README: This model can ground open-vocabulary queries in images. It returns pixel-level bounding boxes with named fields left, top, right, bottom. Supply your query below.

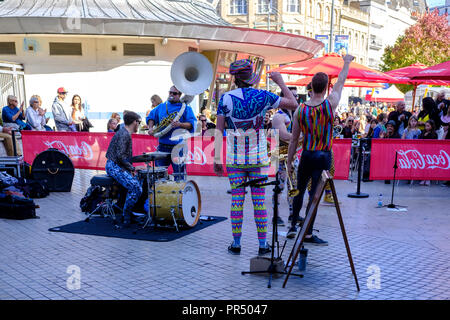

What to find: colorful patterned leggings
left=227, top=165, right=269, bottom=245
left=105, top=160, right=142, bottom=222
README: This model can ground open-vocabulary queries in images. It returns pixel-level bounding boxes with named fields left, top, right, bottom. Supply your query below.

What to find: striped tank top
left=297, top=99, right=333, bottom=151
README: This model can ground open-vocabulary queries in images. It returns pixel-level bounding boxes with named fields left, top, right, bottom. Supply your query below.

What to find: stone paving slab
left=0, top=169, right=449, bottom=300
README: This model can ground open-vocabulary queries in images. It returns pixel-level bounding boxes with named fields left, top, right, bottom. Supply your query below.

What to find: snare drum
left=138, top=167, right=168, bottom=182
left=150, top=180, right=201, bottom=228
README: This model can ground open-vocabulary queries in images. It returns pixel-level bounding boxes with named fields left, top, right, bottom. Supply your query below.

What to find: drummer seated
left=105, top=111, right=143, bottom=227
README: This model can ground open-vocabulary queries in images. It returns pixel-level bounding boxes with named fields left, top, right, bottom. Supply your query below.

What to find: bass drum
left=150, top=180, right=201, bottom=228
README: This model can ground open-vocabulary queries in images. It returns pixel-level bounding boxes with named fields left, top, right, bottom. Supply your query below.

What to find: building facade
left=358, top=0, right=427, bottom=69
left=218, top=0, right=427, bottom=70
left=218, top=0, right=370, bottom=65
left=430, top=0, right=450, bottom=23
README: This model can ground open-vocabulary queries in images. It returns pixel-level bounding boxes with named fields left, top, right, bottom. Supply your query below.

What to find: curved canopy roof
left=0, top=0, right=323, bottom=64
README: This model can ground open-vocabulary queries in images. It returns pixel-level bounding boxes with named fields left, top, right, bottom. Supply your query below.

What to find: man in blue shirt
left=147, top=86, right=197, bottom=181
left=2, top=95, right=31, bottom=131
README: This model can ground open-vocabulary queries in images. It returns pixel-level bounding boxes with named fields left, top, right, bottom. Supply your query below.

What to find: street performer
left=105, top=111, right=143, bottom=228
left=270, top=88, right=301, bottom=227
left=286, top=54, right=354, bottom=244
left=147, top=85, right=197, bottom=181
left=214, top=59, right=298, bottom=256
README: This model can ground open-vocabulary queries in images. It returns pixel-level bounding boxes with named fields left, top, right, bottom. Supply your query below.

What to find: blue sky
left=426, top=0, right=445, bottom=7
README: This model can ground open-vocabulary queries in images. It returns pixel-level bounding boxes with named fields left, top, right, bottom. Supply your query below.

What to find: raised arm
left=272, top=113, right=292, bottom=143
left=328, top=54, right=354, bottom=112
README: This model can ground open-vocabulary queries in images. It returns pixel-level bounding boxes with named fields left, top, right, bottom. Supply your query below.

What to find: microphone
left=236, top=177, right=268, bottom=189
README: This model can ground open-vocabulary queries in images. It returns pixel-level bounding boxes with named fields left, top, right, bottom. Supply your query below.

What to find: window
left=348, top=31, right=352, bottom=50
left=49, top=42, right=82, bottom=55
left=257, top=0, right=273, bottom=14
left=308, top=0, right=313, bottom=17
left=316, top=3, right=322, bottom=19
left=229, top=0, right=247, bottom=15
left=286, top=0, right=299, bottom=13
left=0, top=42, right=16, bottom=55
left=123, top=43, right=155, bottom=56
left=325, top=6, right=330, bottom=22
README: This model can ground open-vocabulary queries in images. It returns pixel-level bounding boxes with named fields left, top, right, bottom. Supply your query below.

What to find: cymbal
left=131, top=152, right=171, bottom=163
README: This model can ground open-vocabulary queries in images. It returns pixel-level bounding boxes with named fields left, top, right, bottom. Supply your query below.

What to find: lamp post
left=329, top=0, right=335, bottom=53
left=266, top=0, right=272, bottom=90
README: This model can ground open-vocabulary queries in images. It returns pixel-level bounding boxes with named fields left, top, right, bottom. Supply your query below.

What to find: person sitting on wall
left=2, top=95, right=32, bottom=131
left=0, top=124, right=14, bottom=156
left=26, top=97, right=50, bottom=131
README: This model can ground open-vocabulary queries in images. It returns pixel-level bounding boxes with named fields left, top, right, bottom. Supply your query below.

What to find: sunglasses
left=169, top=91, right=181, bottom=96
left=201, top=119, right=207, bottom=122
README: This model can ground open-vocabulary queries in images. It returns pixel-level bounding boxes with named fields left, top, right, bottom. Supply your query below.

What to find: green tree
left=381, top=9, right=450, bottom=93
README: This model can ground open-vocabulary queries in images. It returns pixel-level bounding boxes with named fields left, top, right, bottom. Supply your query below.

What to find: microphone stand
left=348, top=138, right=369, bottom=198
left=383, top=151, right=407, bottom=210
left=240, top=172, right=303, bottom=288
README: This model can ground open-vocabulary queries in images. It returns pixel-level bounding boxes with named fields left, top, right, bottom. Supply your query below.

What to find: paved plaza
left=0, top=169, right=449, bottom=300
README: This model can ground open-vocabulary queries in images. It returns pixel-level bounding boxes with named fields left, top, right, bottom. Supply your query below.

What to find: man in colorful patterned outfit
left=286, top=54, right=354, bottom=244
left=213, top=59, right=298, bottom=256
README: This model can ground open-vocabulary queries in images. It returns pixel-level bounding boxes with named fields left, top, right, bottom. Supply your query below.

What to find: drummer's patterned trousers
left=106, top=160, right=142, bottom=222
left=227, top=165, right=269, bottom=247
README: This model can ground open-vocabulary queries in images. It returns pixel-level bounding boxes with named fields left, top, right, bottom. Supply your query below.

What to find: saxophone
left=152, top=111, right=179, bottom=135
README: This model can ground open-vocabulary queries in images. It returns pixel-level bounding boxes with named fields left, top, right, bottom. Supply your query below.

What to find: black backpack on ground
left=0, top=194, right=39, bottom=220
left=14, top=178, right=50, bottom=199
left=80, top=185, right=103, bottom=213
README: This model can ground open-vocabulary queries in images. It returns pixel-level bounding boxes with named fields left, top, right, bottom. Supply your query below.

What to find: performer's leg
left=227, top=166, right=247, bottom=247
left=304, top=151, right=332, bottom=236
left=288, top=158, right=299, bottom=222
left=323, top=151, right=335, bottom=203
left=106, top=160, right=142, bottom=224
left=156, top=144, right=171, bottom=168
left=248, top=166, right=269, bottom=248
left=290, top=153, right=313, bottom=230
left=171, top=143, right=187, bottom=182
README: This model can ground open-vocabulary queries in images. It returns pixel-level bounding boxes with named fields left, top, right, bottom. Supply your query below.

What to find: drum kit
left=131, top=151, right=201, bottom=232
left=127, top=51, right=211, bottom=232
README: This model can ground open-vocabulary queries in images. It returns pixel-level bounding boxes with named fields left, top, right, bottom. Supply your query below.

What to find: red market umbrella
left=411, top=60, right=450, bottom=81
left=286, top=76, right=384, bottom=88
left=385, top=62, right=450, bottom=108
left=269, top=52, right=397, bottom=83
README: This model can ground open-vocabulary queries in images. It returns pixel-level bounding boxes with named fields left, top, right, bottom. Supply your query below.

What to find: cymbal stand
left=142, top=159, right=157, bottom=229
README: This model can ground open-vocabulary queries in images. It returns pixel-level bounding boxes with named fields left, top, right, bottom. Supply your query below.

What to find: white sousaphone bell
left=152, top=52, right=214, bottom=138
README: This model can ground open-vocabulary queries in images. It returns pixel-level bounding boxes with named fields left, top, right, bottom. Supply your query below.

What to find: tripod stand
left=240, top=172, right=303, bottom=288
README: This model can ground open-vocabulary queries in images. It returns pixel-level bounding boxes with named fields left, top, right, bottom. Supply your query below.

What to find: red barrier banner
left=369, top=139, right=450, bottom=180
left=20, top=131, right=351, bottom=179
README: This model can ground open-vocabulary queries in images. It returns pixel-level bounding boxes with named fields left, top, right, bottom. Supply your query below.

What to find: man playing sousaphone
left=147, top=85, right=197, bottom=181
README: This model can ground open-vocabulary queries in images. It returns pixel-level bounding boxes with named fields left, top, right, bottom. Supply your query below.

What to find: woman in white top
left=440, top=107, right=450, bottom=140
left=26, top=97, right=47, bottom=131
left=71, top=94, right=85, bottom=131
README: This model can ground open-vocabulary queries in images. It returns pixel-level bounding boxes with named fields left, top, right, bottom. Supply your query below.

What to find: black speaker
left=31, top=148, right=75, bottom=192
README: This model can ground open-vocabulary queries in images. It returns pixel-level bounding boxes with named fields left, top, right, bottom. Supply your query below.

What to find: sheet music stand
left=283, top=171, right=360, bottom=291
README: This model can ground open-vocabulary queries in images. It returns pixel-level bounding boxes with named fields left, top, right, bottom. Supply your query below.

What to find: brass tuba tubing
left=286, top=167, right=300, bottom=197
